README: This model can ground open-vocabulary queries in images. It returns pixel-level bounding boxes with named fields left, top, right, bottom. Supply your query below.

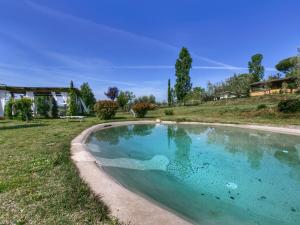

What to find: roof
left=0, top=85, right=79, bottom=94
left=250, top=77, right=296, bottom=87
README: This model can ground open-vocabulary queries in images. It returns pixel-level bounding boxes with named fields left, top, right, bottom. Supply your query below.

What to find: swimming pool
left=86, top=123, right=300, bottom=225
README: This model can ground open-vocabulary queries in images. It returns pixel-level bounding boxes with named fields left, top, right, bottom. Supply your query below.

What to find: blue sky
left=0, top=0, right=299, bottom=100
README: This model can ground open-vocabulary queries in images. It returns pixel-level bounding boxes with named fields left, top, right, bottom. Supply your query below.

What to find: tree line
left=167, top=47, right=300, bottom=105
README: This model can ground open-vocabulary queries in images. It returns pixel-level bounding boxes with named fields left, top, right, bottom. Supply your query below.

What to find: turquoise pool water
left=86, top=124, right=300, bottom=225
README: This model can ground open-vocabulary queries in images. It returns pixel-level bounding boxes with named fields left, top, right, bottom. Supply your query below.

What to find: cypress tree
left=175, top=47, right=192, bottom=102
left=167, top=79, right=172, bottom=106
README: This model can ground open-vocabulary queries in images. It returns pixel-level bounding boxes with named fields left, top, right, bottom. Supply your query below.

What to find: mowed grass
left=148, top=94, right=300, bottom=125
left=1, top=94, right=300, bottom=225
left=0, top=117, right=131, bottom=225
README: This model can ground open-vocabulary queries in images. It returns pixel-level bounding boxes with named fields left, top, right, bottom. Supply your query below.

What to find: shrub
left=257, top=104, right=267, bottom=110
left=164, top=109, right=174, bottom=115
left=278, top=99, right=300, bottom=113
left=14, top=98, right=33, bottom=122
left=132, top=102, right=152, bottom=118
left=94, top=100, right=118, bottom=119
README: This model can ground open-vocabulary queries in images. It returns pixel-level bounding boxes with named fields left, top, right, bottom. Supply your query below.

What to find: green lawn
left=0, top=118, right=129, bottom=225
left=1, top=94, right=300, bottom=224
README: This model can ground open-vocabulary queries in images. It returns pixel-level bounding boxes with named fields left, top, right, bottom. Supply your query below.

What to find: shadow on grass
left=0, top=123, right=47, bottom=130
left=113, top=116, right=133, bottom=120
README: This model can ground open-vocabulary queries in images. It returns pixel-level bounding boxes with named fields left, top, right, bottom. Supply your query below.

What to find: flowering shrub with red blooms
left=132, top=102, right=153, bottom=118
left=94, top=100, right=118, bottom=119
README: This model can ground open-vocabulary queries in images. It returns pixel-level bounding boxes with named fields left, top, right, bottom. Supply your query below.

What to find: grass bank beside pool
left=147, top=95, right=300, bottom=125
left=0, top=118, right=127, bottom=225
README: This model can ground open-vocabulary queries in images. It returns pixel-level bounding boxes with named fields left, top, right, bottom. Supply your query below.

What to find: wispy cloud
left=25, top=0, right=244, bottom=70
left=0, top=1, right=277, bottom=101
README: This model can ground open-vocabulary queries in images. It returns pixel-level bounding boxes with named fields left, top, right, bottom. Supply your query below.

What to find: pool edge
left=70, top=120, right=300, bottom=225
left=71, top=120, right=191, bottom=225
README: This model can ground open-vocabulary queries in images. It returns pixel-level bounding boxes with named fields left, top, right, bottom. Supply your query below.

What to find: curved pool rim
left=71, top=120, right=300, bottom=225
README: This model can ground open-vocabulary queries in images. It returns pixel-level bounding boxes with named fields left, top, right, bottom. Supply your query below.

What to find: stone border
left=71, top=120, right=300, bottom=225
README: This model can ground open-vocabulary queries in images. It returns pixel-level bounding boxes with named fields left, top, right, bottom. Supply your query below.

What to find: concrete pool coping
left=71, top=120, right=300, bottom=225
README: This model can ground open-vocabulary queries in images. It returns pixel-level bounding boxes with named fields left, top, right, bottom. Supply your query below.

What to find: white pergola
left=0, top=85, right=89, bottom=119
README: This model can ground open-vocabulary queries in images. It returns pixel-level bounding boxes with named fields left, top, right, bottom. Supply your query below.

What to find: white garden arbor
left=0, top=85, right=89, bottom=119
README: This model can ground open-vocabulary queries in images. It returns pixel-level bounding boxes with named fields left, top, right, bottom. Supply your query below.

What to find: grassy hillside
left=147, top=94, right=300, bottom=125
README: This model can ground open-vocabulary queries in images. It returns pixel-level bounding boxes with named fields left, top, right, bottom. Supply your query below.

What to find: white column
left=51, top=92, right=58, bottom=102
left=61, top=92, right=68, bottom=106
left=79, top=97, right=89, bottom=114
left=0, top=90, right=6, bottom=118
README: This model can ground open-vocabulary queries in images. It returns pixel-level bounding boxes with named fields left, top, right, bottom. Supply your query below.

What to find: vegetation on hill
left=146, top=94, right=300, bottom=125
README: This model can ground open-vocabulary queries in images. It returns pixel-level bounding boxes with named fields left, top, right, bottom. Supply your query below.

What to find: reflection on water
left=93, top=124, right=155, bottom=145
left=87, top=124, right=300, bottom=225
left=92, top=124, right=300, bottom=170
left=167, top=126, right=192, bottom=180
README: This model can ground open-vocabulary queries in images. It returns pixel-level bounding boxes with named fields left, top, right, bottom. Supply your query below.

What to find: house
left=216, top=91, right=238, bottom=100
left=0, top=85, right=89, bottom=119
left=249, top=77, right=297, bottom=97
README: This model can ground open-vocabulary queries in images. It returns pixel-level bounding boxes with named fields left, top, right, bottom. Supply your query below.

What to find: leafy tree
left=226, top=73, right=252, bottom=97
left=268, top=73, right=281, bottom=80
left=175, top=47, right=192, bottom=102
left=67, top=88, right=78, bottom=116
left=204, top=73, right=253, bottom=100
left=117, top=91, right=135, bottom=110
left=134, top=95, right=156, bottom=104
left=15, top=98, right=33, bottom=122
left=36, top=96, right=50, bottom=118
left=205, top=81, right=215, bottom=100
left=276, top=56, right=298, bottom=77
left=248, top=54, right=264, bottom=82
left=105, top=87, right=119, bottom=101
left=184, top=87, right=205, bottom=105
left=80, top=82, right=96, bottom=112
left=51, top=97, right=58, bottom=118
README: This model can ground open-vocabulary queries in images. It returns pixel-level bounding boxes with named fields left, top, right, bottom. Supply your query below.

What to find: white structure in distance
left=0, top=85, right=89, bottom=118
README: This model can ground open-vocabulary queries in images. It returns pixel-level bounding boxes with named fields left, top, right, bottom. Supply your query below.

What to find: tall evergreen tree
left=80, top=82, right=96, bottom=112
left=167, top=79, right=172, bottom=106
left=248, top=54, right=264, bottom=82
left=175, top=47, right=192, bottom=102
left=70, top=80, right=74, bottom=89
